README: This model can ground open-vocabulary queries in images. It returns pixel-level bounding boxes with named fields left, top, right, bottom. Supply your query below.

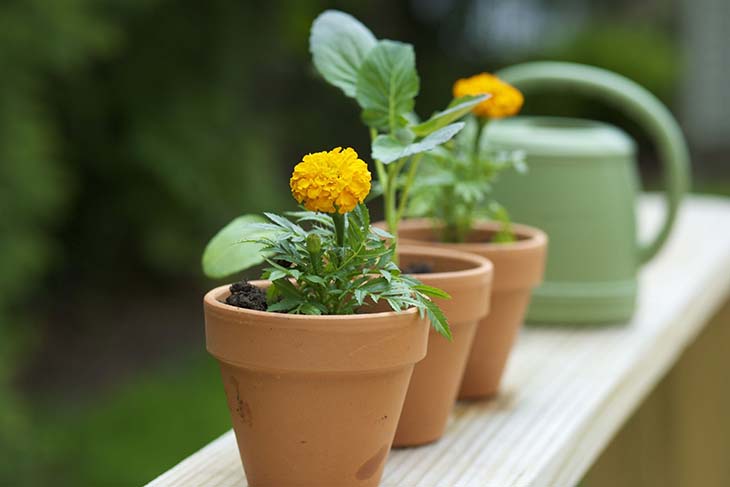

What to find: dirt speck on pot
left=226, top=280, right=267, bottom=311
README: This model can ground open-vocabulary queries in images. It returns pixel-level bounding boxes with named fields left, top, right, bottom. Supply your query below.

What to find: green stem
left=475, top=118, right=489, bottom=160
left=396, top=154, right=423, bottom=223
left=374, top=159, right=388, bottom=193
left=333, top=213, right=346, bottom=248
left=385, top=163, right=399, bottom=237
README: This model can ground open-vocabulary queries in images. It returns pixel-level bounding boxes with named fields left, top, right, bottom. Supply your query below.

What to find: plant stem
left=333, top=213, right=346, bottom=248
left=475, top=117, right=489, bottom=159
left=385, top=163, right=399, bottom=237
left=395, top=153, right=423, bottom=223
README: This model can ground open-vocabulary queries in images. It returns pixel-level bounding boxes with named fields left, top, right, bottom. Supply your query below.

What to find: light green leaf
left=202, top=215, right=275, bottom=279
left=488, top=202, right=516, bottom=243
left=267, top=269, right=287, bottom=281
left=413, top=284, right=451, bottom=300
left=309, top=10, right=377, bottom=98
left=371, top=122, right=465, bottom=164
left=411, top=95, right=488, bottom=136
left=425, top=299, right=452, bottom=340
left=356, top=40, right=419, bottom=131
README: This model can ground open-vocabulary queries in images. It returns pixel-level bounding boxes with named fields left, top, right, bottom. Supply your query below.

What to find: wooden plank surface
left=582, top=299, right=730, bottom=487
left=147, top=195, right=730, bottom=487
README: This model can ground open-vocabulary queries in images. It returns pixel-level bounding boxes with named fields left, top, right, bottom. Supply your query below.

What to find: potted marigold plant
left=401, top=73, right=549, bottom=399
left=309, top=10, right=494, bottom=446
left=201, top=147, right=452, bottom=486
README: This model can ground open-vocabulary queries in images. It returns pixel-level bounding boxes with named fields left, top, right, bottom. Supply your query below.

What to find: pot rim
left=396, top=218, right=548, bottom=254
left=397, top=244, right=493, bottom=281
left=205, top=283, right=429, bottom=372
left=205, top=283, right=421, bottom=322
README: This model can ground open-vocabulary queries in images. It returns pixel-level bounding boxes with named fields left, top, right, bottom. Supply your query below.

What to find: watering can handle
left=497, top=61, right=690, bottom=264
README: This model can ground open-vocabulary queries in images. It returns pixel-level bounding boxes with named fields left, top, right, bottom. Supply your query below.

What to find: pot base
left=392, top=320, right=479, bottom=447
left=392, top=246, right=493, bottom=447
left=221, top=363, right=414, bottom=487
left=458, top=289, right=531, bottom=400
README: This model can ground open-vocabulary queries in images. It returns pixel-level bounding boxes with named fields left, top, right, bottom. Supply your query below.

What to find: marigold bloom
left=453, top=73, right=524, bottom=118
left=290, top=147, right=372, bottom=214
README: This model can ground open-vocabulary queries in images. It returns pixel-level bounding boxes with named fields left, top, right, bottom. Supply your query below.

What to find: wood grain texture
left=146, top=195, right=730, bottom=487
left=582, top=299, right=730, bottom=487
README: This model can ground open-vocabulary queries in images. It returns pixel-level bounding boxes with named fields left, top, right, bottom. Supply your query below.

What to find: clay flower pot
left=396, top=219, right=547, bottom=399
left=392, top=246, right=493, bottom=447
left=204, top=282, right=429, bottom=487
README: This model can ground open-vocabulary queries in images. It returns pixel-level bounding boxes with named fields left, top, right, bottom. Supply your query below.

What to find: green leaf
left=410, top=95, right=488, bottom=136
left=263, top=212, right=305, bottom=236
left=356, top=40, right=419, bottom=131
left=267, top=298, right=301, bottom=313
left=303, top=275, right=327, bottom=286
left=488, top=202, right=516, bottom=243
left=372, top=122, right=465, bottom=164
left=309, top=10, right=377, bottom=98
left=267, top=269, right=288, bottom=281
left=299, top=303, right=323, bottom=315
left=370, top=225, right=393, bottom=240
left=272, top=279, right=303, bottom=299
left=202, top=215, right=274, bottom=279
left=425, top=299, right=452, bottom=340
left=413, top=284, right=451, bottom=300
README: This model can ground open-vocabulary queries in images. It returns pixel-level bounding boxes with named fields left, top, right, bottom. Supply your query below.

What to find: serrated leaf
left=356, top=40, right=419, bottom=131
left=267, top=298, right=301, bottom=313
left=273, top=279, right=303, bottom=299
left=370, top=226, right=394, bottom=240
left=267, top=269, right=287, bottom=281
left=299, top=303, right=323, bottom=315
left=309, top=10, right=377, bottom=98
left=379, top=270, right=392, bottom=283
left=354, top=288, right=366, bottom=305
left=386, top=298, right=402, bottom=312
left=412, top=284, right=451, bottom=300
left=286, top=211, right=335, bottom=227
left=425, top=300, right=452, bottom=340
left=411, top=95, right=488, bottom=136
left=303, top=275, right=326, bottom=285
left=202, top=214, right=275, bottom=279
left=372, top=122, right=465, bottom=164
left=264, top=212, right=305, bottom=236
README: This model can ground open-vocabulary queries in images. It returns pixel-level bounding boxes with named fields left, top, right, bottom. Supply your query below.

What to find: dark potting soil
left=403, top=262, right=434, bottom=274
left=226, top=280, right=268, bottom=311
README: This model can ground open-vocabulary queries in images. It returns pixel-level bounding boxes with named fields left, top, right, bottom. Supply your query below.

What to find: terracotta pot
left=204, top=282, right=429, bottom=487
left=392, top=246, right=493, bottom=447
left=395, top=219, right=547, bottom=399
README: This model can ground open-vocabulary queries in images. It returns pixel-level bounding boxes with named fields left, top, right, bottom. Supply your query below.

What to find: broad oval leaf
left=410, top=94, right=488, bottom=136
left=372, top=122, right=465, bottom=164
left=202, top=214, right=276, bottom=279
left=356, top=40, right=419, bottom=131
left=309, top=10, right=377, bottom=98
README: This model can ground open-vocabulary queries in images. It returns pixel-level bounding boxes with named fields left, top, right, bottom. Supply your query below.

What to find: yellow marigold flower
left=290, top=147, right=372, bottom=214
left=453, top=73, right=524, bottom=118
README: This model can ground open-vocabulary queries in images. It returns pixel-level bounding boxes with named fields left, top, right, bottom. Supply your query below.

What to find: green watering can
left=486, top=61, right=690, bottom=323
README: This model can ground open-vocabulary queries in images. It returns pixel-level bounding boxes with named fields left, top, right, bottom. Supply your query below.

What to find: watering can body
left=487, top=62, right=690, bottom=324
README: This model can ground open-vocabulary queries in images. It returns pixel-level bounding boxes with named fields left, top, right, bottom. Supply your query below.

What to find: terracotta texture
left=204, top=282, right=429, bottom=487
left=395, top=219, right=547, bottom=399
left=392, top=246, right=493, bottom=447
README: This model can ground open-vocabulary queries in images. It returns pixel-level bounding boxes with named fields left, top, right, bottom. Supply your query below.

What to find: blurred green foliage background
left=0, top=0, right=726, bottom=485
